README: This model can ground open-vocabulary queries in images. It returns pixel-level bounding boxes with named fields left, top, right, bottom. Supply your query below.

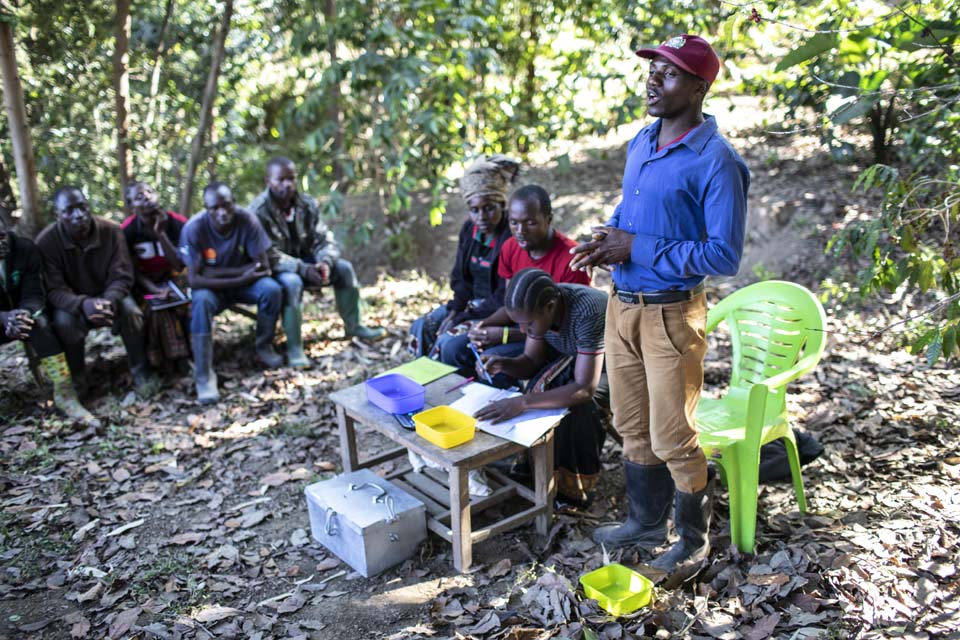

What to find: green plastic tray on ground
left=579, top=563, right=654, bottom=616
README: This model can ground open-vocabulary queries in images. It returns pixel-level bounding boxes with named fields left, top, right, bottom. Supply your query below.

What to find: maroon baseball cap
left=636, top=34, right=720, bottom=84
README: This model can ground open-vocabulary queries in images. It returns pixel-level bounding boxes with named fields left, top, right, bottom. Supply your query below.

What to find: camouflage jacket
left=247, top=189, right=341, bottom=275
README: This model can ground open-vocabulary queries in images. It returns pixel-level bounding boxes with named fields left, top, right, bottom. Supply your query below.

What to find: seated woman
left=476, top=268, right=608, bottom=507
left=410, top=155, right=518, bottom=365
left=465, top=184, right=590, bottom=385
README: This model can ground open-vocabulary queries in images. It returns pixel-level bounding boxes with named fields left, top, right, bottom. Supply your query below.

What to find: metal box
left=305, top=469, right=426, bottom=577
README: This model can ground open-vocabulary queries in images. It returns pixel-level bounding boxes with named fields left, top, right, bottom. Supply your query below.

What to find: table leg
left=449, top=465, right=472, bottom=572
left=337, top=405, right=359, bottom=472
left=532, top=430, right=555, bottom=536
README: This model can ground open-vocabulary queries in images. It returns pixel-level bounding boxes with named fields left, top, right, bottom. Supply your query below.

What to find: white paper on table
left=448, top=382, right=567, bottom=447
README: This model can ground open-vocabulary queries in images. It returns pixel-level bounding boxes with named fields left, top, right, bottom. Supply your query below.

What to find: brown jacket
left=36, top=218, right=135, bottom=315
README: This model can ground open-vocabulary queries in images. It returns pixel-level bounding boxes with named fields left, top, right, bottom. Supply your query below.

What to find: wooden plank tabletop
left=329, top=374, right=523, bottom=467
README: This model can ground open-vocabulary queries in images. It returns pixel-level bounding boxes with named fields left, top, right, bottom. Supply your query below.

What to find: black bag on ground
left=758, top=431, right=824, bottom=484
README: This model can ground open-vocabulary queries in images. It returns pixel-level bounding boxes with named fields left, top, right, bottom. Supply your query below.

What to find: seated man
left=122, top=181, right=190, bottom=373
left=36, top=186, right=149, bottom=396
left=179, top=182, right=282, bottom=404
left=248, top=157, right=385, bottom=354
left=0, top=218, right=99, bottom=426
left=464, top=185, right=590, bottom=383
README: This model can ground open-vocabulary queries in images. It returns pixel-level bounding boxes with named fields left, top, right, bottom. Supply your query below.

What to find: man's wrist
left=502, top=326, right=510, bottom=344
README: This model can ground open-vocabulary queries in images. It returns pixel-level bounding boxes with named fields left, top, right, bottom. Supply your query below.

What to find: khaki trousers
left=605, top=290, right=709, bottom=493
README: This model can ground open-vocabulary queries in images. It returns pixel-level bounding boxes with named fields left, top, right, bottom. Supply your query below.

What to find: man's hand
left=1, top=309, right=34, bottom=340
left=150, top=213, right=166, bottom=239
left=81, top=298, right=115, bottom=327
left=242, top=262, right=271, bottom=285
left=467, top=321, right=499, bottom=348
left=303, top=265, right=326, bottom=288
left=317, top=262, right=331, bottom=286
left=475, top=395, right=526, bottom=424
left=569, top=226, right=635, bottom=271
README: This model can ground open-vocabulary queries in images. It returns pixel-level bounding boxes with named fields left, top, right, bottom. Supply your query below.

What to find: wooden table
left=329, top=374, right=555, bottom=572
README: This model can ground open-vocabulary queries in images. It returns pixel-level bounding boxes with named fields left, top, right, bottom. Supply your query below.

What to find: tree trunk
left=114, top=0, right=133, bottom=209
left=0, top=22, right=41, bottom=238
left=0, top=155, right=16, bottom=229
left=178, top=0, right=233, bottom=216
left=323, top=0, right=349, bottom=193
left=518, top=6, right=539, bottom=155
left=146, top=0, right=175, bottom=129
left=207, top=102, right=218, bottom=182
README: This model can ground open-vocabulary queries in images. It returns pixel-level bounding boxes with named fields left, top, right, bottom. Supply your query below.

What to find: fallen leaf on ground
left=193, top=604, right=243, bottom=624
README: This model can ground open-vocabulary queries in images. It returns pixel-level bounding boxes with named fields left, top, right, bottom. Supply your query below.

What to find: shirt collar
left=646, top=114, right=717, bottom=155
left=264, top=189, right=302, bottom=218
left=471, top=224, right=497, bottom=248
left=58, top=218, right=103, bottom=251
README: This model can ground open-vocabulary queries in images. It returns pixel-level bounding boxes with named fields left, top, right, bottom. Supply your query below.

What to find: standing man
left=1, top=218, right=99, bottom=425
left=248, top=157, right=385, bottom=359
left=572, top=35, right=749, bottom=573
left=180, top=182, right=282, bottom=404
left=36, top=187, right=150, bottom=396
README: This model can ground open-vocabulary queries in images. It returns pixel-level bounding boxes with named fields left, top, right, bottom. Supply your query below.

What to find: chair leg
left=717, top=455, right=741, bottom=551
left=782, top=430, right=808, bottom=514
left=727, top=444, right=761, bottom=554
left=737, top=467, right=759, bottom=554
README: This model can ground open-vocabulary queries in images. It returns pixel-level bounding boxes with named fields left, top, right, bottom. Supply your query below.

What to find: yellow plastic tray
left=413, top=406, right=476, bottom=449
left=579, top=563, right=654, bottom=616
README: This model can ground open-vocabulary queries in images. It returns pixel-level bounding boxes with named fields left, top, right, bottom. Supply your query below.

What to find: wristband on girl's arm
left=502, top=326, right=509, bottom=344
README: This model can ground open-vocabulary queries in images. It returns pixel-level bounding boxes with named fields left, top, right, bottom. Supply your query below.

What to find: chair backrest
left=707, top=281, right=827, bottom=419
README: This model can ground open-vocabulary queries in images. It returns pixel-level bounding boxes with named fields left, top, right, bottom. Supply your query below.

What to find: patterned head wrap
left=459, top=154, right=521, bottom=205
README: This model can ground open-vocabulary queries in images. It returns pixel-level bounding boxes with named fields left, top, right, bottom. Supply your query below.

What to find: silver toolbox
left=305, top=469, right=426, bottom=577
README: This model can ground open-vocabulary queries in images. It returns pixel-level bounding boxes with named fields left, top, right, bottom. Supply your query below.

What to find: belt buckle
left=616, top=290, right=637, bottom=304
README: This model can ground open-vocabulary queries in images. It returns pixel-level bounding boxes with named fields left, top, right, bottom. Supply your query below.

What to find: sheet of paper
left=379, top=357, right=457, bottom=385
left=448, top=383, right=567, bottom=447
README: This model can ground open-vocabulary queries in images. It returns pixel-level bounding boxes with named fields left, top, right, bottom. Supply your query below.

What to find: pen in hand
left=468, top=343, right=494, bottom=384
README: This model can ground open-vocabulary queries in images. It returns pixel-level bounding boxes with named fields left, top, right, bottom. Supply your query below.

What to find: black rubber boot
left=650, top=467, right=715, bottom=573
left=254, top=316, right=284, bottom=369
left=593, top=462, right=674, bottom=550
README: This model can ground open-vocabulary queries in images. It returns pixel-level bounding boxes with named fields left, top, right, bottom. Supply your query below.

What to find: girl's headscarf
left=458, top=154, right=521, bottom=204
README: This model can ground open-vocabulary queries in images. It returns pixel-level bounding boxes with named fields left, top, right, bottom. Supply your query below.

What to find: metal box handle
left=349, top=482, right=386, bottom=502
left=323, top=507, right=339, bottom=536
left=349, top=482, right=398, bottom=524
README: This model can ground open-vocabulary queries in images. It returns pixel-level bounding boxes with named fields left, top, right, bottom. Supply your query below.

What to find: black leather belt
left=616, top=283, right=704, bottom=305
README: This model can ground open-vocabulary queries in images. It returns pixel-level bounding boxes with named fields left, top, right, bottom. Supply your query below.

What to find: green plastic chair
left=696, top=280, right=827, bottom=553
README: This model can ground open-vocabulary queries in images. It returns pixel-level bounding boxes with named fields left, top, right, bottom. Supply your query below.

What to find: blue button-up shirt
left=608, top=115, right=749, bottom=292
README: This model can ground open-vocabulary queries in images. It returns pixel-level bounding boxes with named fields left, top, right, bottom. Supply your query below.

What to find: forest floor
left=1, top=98, right=958, bottom=640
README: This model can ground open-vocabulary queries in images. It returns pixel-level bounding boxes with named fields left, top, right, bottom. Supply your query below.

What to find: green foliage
left=743, top=1, right=960, bottom=364
left=827, top=164, right=960, bottom=364
left=2, top=0, right=733, bottom=229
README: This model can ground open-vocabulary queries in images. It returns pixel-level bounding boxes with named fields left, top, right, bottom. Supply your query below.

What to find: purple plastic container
left=364, top=374, right=426, bottom=414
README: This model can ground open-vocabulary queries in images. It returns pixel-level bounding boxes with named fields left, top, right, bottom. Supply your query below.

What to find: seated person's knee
left=191, top=289, right=219, bottom=312
left=277, top=272, right=304, bottom=301
left=332, top=259, right=357, bottom=289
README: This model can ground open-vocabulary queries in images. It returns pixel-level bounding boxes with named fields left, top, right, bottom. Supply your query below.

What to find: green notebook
left=380, top=357, right=457, bottom=385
